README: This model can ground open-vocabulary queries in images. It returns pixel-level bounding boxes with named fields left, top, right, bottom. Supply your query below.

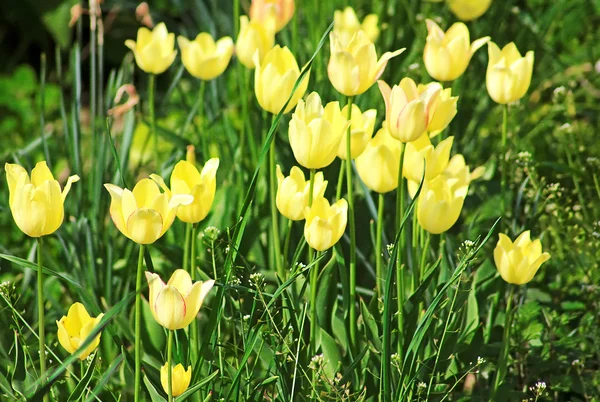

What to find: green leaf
left=143, top=374, right=166, bottom=402
left=319, top=329, right=342, bottom=379
left=67, top=353, right=98, bottom=402
left=175, top=370, right=219, bottom=401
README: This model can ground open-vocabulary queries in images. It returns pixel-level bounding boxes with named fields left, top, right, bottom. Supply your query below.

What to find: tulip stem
left=376, top=193, right=385, bottom=296
left=36, top=238, right=47, bottom=401
left=282, top=219, right=293, bottom=270
left=269, top=131, right=284, bottom=281
left=501, top=104, right=508, bottom=219
left=134, top=244, right=145, bottom=402
left=167, top=330, right=174, bottom=402
left=149, top=74, right=157, bottom=167
left=190, top=223, right=199, bottom=365
left=395, top=143, right=406, bottom=353
left=183, top=223, right=192, bottom=276
left=492, top=286, right=515, bottom=399
left=309, top=251, right=320, bottom=357
left=419, top=232, right=431, bottom=285
left=198, top=80, right=209, bottom=159
left=336, top=160, right=345, bottom=201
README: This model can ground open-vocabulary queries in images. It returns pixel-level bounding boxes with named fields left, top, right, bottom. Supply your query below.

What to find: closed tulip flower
left=288, top=92, right=348, bottom=169
left=276, top=166, right=328, bottom=221
left=337, top=104, right=377, bottom=160
left=236, top=14, right=276, bottom=69
left=494, top=231, right=551, bottom=285
left=448, top=0, right=493, bottom=21
left=356, top=126, right=403, bottom=194
left=417, top=175, right=468, bottom=234
left=249, top=0, right=295, bottom=32
left=254, top=45, right=309, bottom=114
left=146, top=269, right=215, bottom=330
left=424, top=19, right=490, bottom=82
left=486, top=42, right=534, bottom=104
left=403, top=134, right=454, bottom=183
left=5, top=162, right=79, bottom=238
left=304, top=196, right=348, bottom=251
left=104, top=178, right=192, bottom=244
left=161, top=363, right=191, bottom=397
left=56, top=303, right=104, bottom=360
left=333, top=6, right=380, bottom=46
left=328, top=31, right=405, bottom=97
left=178, top=33, right=234, bottom=80
left=125, top=22, right=177, bottom=74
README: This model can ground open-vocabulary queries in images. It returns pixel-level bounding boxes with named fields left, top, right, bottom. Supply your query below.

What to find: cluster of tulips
left=3, top=0, right=554, bottom=399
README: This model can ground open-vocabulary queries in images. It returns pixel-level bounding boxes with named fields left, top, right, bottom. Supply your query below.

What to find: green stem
left=190, top=224, right=199, bottom=364
left=211, top=236, right=224, bottom=376
left=37, top=238, right=47, bottom=401
left=149, top=74, right=157, bottom=167
left=345, top=96, right=357, bottom=351
left=183, top=223, right=192, bottom=274
left=198, top=81, right=208, bottom=159
left=501, top=104, right=508, bottom=218
left=376, top=193, right=385, bottom=296
left=282, top=219, right=293, bottom=271
left=308, top=169, right=316, bottom=206
left=134, top=244, right=145, bottom=402
left=336, top=160, right=345, bottom=201
left=419, top=232, right=431, bottom=285
left=395, top=143, right=406, bottom=353
left=269, top=133, right=284, bottom=280
left=309, top=252, right=320, bottom=357
left=167, top=330, right=174, bottom=402
left=492, top=286, right=515, bottom=399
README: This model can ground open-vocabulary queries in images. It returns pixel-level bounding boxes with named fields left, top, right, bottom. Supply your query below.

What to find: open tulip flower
left=146, top=269, right=215, bottom=330
left=288, top=92, right=348, bottom=169
left=448, top=0, right=493, bottom=21
left=5, top=161, right=79, bottom=238
left=333, top=6, right=380, bottom=47
left=356, top=126, right=403, bottom=194
left=486, top=42, right=534, bottom=104
left=403, top=134, right=454, bottom=183
left=254, top=45, right=309, bottom=114
left=494, top=231, right=551, bottom=285
left=417, top=175, right=469, bottom=234
left=178, top=33, right=234, bottom=80
left=236, top=13, right=276, bottom=69
left=249, top=0, right=295, bottom=32
left=161, top=363, right=192, bottom=397
left=125, top=22, right=177, bottom=74
left=337, top=104, right=377, bottom=160
left=276, top=165, right=328, bottom=221
left=303, top=196, right=348, bottom=252
left=424, top=19, right=490, bottom=82
left=104, top=178, right=193, bottom=244
left=328, top=31, right=405, bottom=97
left=56, top=303, right=104, bottom=360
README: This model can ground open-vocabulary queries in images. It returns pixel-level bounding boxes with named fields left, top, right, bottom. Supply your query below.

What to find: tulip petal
left=167, top=269, right=194, bottom=295
left=154, top=286, right=187, bottom=330
left=145, top=271, right=165, bottom=315
left=31, top=161, right=55, bottom=186
left=126, top=208, right=164, bottom=244
left=181, top=279, right=215, bottom=327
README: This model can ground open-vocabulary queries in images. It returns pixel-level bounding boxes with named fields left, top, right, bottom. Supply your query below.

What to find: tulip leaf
left=360, top=298, right=381, bottom=351
left=143, top=374, right=166, bottom=402
left=319, top=328, right=342, bottom=379
left=316, top=253, right=337, bottom=332
left=175, top=369, right=219, bottom=401
left=67, top=353, right=97, bottom=402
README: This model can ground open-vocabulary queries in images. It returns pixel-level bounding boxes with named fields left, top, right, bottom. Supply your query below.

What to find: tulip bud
left=403, top=134, right=454, bottom=183
left=161, top=363, right=192, bottom=397
left=276, top=165, right=328, bottom=221
left=417, top=175, right=468, bottom=234
left=333, top=6, right=380, bottom=47
left=448, top=0, right=493, bottom=21
left=5, top=161, right=79, bottom=238
left=254, top=45, right=309, bottom=114
left=424, top=19, right=490, bottom=82
left=56, top=303, right=104, bottom=360
left=486, top=42, right=534, bottom=104
left=146, top=270, right=215, bottom=330
left=236, top=14, right=276, bottom=69
left=178, top=33, right=234, bottom=80
left=125, top=22, right=177, bottom=74
left=355, top=126, right=403, bottom=194
left=289, top=92, right=348, bottom=169
left=494, top=231, right=551, bottom=285
left=328, top=31, right=404, bottom=97
left=249, top=0, right=295, bottom=32
left=337, top=104, right=377, bottom=160
left=303, top=196, right=348, bottom=251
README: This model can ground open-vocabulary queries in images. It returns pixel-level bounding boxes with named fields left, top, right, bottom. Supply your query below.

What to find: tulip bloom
left=403, top=134, right=454, bottom=183
left=5, top=162, right=79, bottom=238
left=303, top=196, right=348, bottom=251
left=125, top=22, right=177, bottom=74
left=356, top=126, right=403, bottom=194
left=417, top=175, right=468, bottom=234
left=249, top=0, right=295, bottom=32
left=146, top=269, right=215, bottom=330
left=424, top=19, right=490, bottom=82
left=494, top=231, right=551, bottom=285
left=236, top=14, right=276, bottom=69
left=104, top=178, right=192, bottom=244
left=254, top=45, right=309, bottom=114
left=378, top=78, right=458, bottom=142
left=448, top=0, right=493, bottom=21
left=178, top=33, right=234, bottom=80
left=161, top=363, right=191, bottom=397
left=288, top=92, right=348, bottom=169
left=276, top=166, right=327, bottom=221
left=56, top=303, right=104, bottom=360
left=333, top=6, right=380, bottom=46
left=486, top=42, right=534, bottom=104
left=337, top=104, right=377, bottom=160
left=328, top=31, right=404, bottom=97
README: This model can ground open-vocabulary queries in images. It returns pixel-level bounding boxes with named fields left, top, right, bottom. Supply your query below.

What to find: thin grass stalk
left=37, top=238, right=47, bottom=402
left=269, top=119, right=284, bottom=280
left=501, top=104, right=508, bottom=216
left=492, top=286, right=515, bottom=399
left=134, top=244, right=145, bottom=402
left=376, top=193, right=385, bottom=296
left=396, top=144, right=406, bottom=353
left=190, top=224, right=199, bottom=365
left=308, top=168, right=317, bottom=359
left=210, top=234, right=224, bottom=377
left=167, top=330, right=174, bottom=402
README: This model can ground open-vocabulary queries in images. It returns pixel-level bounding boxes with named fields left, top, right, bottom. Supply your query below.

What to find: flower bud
left=178, top=33, right=234, bottom=80
left=448, top=0, right=493, bottom=21
left=161, top=363, right=192, bottom=397
left=417, top=175, right=468, bottom=234
left=486, top=42, right=534, bottom=104
left=276, top=166, right=327, bottom=221
left=125, top=23, right=177, bottom=74
left=494, top=231, right=550, bottom=285
left=356, top=126, right=403, bottom=194
left=303, top=197, right=348, bottom=251
left=56, top=303, right=103, bottom=360
left=236, top=14, right=276, bottom=69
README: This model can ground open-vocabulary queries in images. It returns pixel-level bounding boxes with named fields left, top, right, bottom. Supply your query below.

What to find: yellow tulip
left=494, top=231, right=551, bottom=285
left=161, top=363, right=192, bottom=397
left=249, top=0, right=295, bottom=32
left=56, top=303, right=104, bottom=360
left=236, top=14, right=276, bottom=69
left=303, top=196, right=348, bottom=251
left=403, top=134, right=454, bottom=183
left=337, top=104, right=377, bottom=160
left=276, top=165, right=328, bottom=221
left=254, top=45, right=309, bottom=114
left=333, top=6, right=380, bottom=47
left=424, top=19, right=490, bottom=82
left=328, top=31, right=405, bottom=97
left=5, top=161, right=79, bottom=238
left=178, top=33, right=234, bottom=80
left=417, top=175, right=468, bottom=234
left=125, top=22, right=177, bottom=74
left=146, top=269, right=214, bottom=330
left=104, top=178, right=192, bottom=244
left=151, top=157, right=219, bottom=224
left=486, top=42, right=534, bottom=104
left=355, top=126, right=403, bottom=194
left=448, top=0, right=493, bottom=21
left=288, top=92, right=348, bottom=169
left=378, top=78, right=458, bottom=142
